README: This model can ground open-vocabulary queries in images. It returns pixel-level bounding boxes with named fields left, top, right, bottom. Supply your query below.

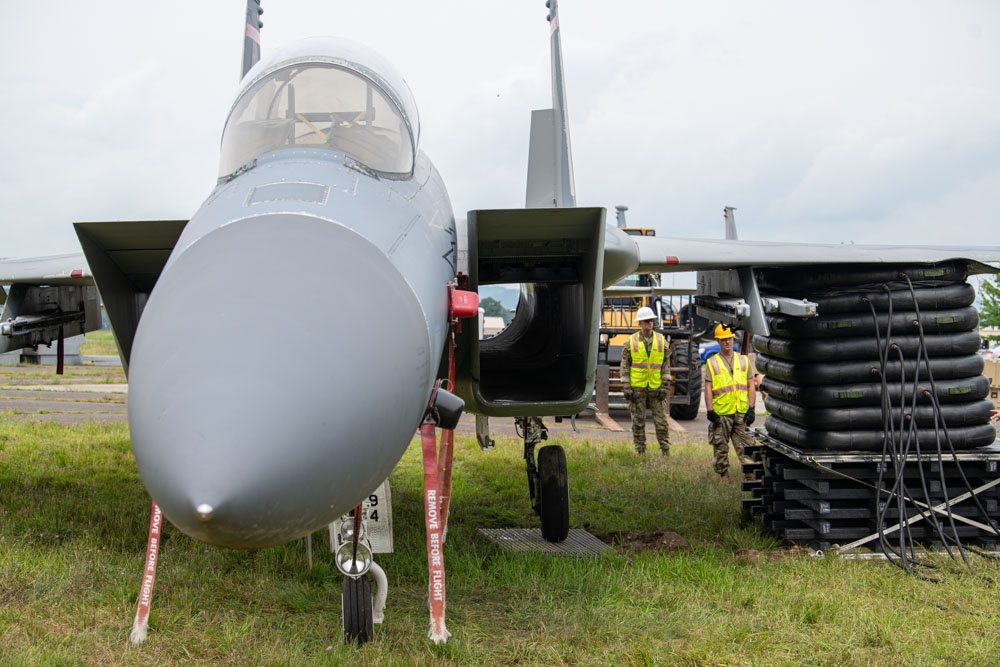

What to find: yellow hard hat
left=714, top=323, right=735, bottom=339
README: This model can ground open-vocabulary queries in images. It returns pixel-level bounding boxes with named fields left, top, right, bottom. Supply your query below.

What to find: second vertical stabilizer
left=525, top=0, right=576, bottom=208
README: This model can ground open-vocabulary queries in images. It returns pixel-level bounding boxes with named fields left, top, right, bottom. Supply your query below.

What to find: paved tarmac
left=0, top=363, right=771, bottom=441
left=0, top=382, right=128, bottom=424
left=0, top=381, right=699, bottom=436
left=452, top=402, right=712, bottom=444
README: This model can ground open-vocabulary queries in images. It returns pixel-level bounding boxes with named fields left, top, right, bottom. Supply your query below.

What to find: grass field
left=1, top=409, right=999, bottom=664
left=80, top=330, right=120, bottom=358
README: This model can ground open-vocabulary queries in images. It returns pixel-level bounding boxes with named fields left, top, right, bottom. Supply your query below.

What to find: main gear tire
left=538, top=445, right=569, bottom=543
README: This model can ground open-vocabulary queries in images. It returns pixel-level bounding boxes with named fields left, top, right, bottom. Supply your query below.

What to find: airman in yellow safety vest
left=703, top=323, right=757, bottom=481
left=620, top=306, right=671, bottom=455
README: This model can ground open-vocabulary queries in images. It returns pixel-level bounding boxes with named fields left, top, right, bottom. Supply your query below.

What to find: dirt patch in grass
left=734, top=545, right=813, bottom=563
left=597, top=531, right=814, bottom=560
left=599, top=529, right=690, bottom=552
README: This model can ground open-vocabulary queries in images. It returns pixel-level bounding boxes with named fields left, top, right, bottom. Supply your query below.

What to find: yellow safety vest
left=707, top=353, right=750, bottom=415
left=628, top=332, right=667, bottom=389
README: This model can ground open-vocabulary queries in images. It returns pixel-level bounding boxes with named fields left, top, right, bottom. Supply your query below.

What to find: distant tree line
left=479, top=296, right=513, bottom=325
left=979, top=274, right=1000, bottom=338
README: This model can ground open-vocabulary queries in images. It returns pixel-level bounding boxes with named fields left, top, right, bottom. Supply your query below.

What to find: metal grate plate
left=477, top=528, right=612, bottom=556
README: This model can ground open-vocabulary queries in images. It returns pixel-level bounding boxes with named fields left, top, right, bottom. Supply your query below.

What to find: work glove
left=655, top=387, right=667, bottom=400
left=623, top=387, right=633, bottom=401
left=707, top=409, right=721, bottom=425
left=744, top=407, right=756, bottom=426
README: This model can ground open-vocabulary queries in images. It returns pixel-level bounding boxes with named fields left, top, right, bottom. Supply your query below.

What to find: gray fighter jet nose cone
left=128, top=214, right=432, bottom=548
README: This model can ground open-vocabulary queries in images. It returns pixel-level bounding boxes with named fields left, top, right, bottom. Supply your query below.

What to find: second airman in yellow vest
left=703, top=323, right=757, bottom=481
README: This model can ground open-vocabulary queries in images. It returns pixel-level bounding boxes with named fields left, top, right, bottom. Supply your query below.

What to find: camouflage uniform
left=707, top=413, right=755, bottom=476
left=621, top=336, right=671, bottom=455
left=703, top=356, right=756, bottom=477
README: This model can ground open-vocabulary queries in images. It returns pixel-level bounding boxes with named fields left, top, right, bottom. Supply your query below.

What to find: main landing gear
left=520, top=417, right=570, bottom=542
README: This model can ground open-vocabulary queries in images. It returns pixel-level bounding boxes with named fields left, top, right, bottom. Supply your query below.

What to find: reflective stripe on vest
left=628, top=332, right=666, bottom=389
left=707, top=353, right=749, bottom=414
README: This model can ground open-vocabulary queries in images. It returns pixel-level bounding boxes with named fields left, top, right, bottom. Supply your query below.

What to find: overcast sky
left=1, top=1, right=997, bottom=262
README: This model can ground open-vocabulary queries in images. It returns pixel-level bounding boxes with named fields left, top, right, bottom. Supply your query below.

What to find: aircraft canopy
left=219, top=59, right=415, bottom=178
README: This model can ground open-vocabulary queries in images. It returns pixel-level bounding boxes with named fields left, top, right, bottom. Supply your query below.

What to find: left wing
left=0, top=253, right=100, bottom=356
left=0, top=217, right=188, bottom=367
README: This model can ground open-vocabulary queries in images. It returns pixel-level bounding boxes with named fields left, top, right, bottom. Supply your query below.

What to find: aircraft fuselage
left=127, top=40, right=457, bottom=547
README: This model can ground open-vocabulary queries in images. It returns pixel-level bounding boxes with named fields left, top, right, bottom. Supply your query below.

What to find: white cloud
left=0, top=0, right=997, bottom=257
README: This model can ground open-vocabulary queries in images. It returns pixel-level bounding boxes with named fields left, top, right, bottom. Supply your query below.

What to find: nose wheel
left=341, top=574, right=374, bottom=645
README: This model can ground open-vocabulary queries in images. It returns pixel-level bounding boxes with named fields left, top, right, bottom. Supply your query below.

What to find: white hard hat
left=636, top=306, right=656, bottom=322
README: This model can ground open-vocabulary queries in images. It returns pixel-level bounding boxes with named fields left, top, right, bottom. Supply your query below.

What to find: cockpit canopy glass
left=218, top=62, right=414, bottom=178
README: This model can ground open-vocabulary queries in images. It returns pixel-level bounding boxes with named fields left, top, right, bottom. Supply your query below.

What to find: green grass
left=1, top=420, right=999, bottom=665
left=0, top=360, right=126, bottom=387
left=81, top=330, right=120, bottom=357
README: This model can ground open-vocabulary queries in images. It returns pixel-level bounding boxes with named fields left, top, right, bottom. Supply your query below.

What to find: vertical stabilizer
left=724, top=206, right=739, bottom=240
left=526, top=0, right=576, bottom=208
left=615, top=205, right=629, bottom=229
left=242, top=0, right=264, bottom=79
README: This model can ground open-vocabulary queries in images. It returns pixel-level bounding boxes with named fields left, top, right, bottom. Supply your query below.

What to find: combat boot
left=719, top=471, right=731, bottom=482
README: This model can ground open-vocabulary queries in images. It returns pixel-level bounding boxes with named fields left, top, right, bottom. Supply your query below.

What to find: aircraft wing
left=629, top=236, right=1000, bottom=275
left=0, top=253, right=100, bottom=355
left=0, top=253, right=92, bottom=286
left=616, top=234, right=1000, bottom=337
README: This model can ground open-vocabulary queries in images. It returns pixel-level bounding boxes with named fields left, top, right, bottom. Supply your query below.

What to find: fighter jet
left=2, top=0, right=999, bottom=646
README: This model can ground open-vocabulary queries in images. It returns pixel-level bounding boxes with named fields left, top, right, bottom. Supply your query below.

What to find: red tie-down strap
left=129, top=501, right=163, bottom=645
left=419, top=285, right=477, bottom=643
left=420, top=421, right=450, bottom=643
left=437, top=285, right=477, bottom=538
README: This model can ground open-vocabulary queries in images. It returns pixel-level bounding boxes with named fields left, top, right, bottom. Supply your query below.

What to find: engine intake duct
left=458, top=207, right=606, bottom=417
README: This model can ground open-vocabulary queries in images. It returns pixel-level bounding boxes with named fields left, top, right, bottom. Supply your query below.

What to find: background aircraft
left=0, top=0, right=998, bottom=646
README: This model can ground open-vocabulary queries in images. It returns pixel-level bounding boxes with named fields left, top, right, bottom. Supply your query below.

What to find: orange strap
left=420, top=422, right=450, bottom=643
left=130, top=501, right=162, bottom=644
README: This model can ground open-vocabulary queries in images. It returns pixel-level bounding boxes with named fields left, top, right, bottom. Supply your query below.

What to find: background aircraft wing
left=615, top=234, right=1000, bottom=337
left=0, top=253, right=92, bottom=286
left=0, top=253, right=100, bottom=356
left=629, top=236, right=1000, bottom=275
left=0, top=219, right=187, bottom=367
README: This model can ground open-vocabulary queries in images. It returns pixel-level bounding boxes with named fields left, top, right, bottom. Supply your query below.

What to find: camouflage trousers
left=708, top=412, right=754, bottom=476
left=627, top=388, right=670, bottom=454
